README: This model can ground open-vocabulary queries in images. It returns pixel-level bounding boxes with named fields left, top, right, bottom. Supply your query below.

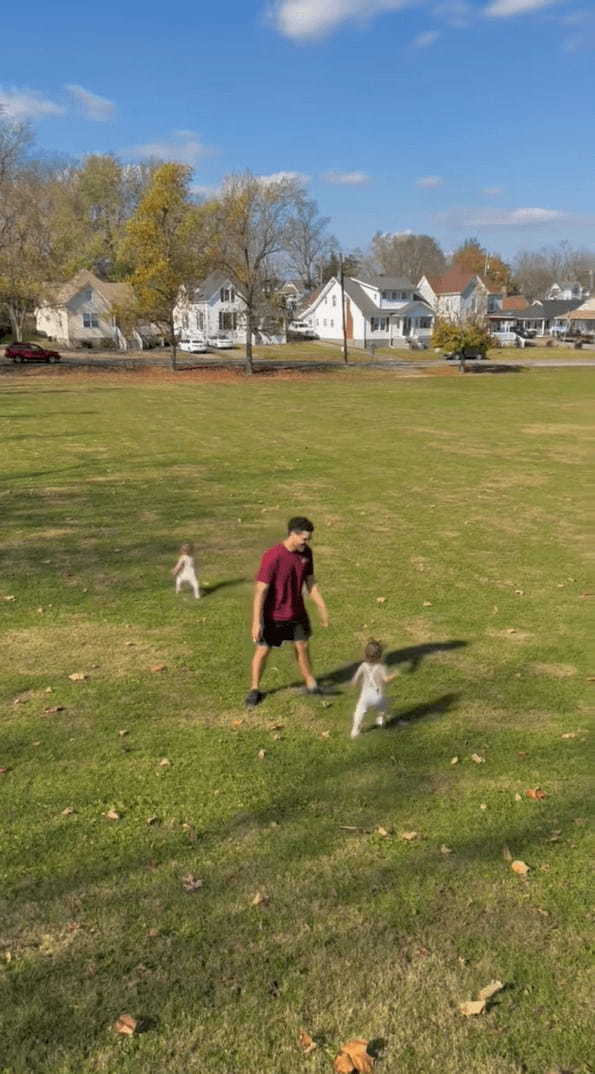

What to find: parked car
left=288, top=320, right=319, bottom=340
left=207, top=335, right=234, bottom=349
left=5, top=341, right=61, bottom=363
left=178, top=338, right=209, bottom=353
left=444, top=348, right=487, bottom=362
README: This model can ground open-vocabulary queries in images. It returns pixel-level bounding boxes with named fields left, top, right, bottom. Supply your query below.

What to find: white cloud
left=438, top=206, right=578, bottom=228
left=412, top=29, right=441, bottom=46
left=0, top=86, right=64, bottom=120
left=323, top=170, right=369, bottom=185
left=272, top=0, right=411, bottom=41
left=483, top=185, right=504, bottom=196
left=484, top=0, right=561, bottom=16
left=432, top=1, right=474, bottom=28
left=416, top=175, right=443, bottom=188
left=258, top=170, right=308, bottom=184
left=191, top=183, right=217, bottom=198
left=128, top=131, right=212, bottom=165
left=65, top=84, right=115, bottom=121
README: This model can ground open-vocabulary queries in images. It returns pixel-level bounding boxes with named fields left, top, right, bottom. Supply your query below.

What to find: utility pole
left=339, top=254, right=348, bottom=364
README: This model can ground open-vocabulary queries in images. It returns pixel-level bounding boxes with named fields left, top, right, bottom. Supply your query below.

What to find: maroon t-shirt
left=256, top=543, right=314, bottom=622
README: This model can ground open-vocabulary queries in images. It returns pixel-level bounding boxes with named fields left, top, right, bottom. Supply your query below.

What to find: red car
left=5, top=341, right=61, bottom=363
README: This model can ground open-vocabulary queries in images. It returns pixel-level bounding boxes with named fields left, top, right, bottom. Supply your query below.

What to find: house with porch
left=545, top=281, right=590, bottom=302
left=173, top=273, right=249, bottom=344
left=555, top=296, right=595, bottom=336
left=488, top=299, right=580, bottom=336
left=35, top=269, right=141, bottom=350
left=298, top=274, right=435, bottom=347
left=417, top=267, right=502, bottom=320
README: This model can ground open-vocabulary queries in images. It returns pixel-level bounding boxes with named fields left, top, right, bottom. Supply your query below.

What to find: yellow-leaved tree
left=120, top=162, right=213, bottom=369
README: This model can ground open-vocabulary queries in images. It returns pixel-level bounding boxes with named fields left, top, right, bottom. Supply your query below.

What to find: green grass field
left=1, top=367, right=592, bottom=1074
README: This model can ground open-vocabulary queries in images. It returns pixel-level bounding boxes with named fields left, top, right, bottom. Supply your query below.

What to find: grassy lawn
left=0, top=368, right=592, bottom=1074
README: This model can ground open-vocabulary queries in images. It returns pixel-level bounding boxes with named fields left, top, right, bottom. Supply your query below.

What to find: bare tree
left=512, top=242, right=595, bottom=299
left=284, top=193, right=335, bottom=290
left=368, top=231, right=446, bottom=283
left=211, top=171, right=302, bottom=373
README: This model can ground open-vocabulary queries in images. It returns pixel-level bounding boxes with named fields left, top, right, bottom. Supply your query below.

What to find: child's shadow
left=381, top=692, right=459, bottom=730
left=319, top=640, right=468, bottom=687
left=201, top=577, right=247, bottom=597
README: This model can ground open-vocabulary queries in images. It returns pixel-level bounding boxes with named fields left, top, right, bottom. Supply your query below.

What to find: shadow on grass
left=201, top=578, right=248, bottom=597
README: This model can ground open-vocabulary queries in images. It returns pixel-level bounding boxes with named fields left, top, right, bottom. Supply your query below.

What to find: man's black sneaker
left=245, top=689, right=264, bottom=708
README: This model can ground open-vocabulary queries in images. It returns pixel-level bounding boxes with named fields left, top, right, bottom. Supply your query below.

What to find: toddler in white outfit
left=171, top=542, right=200, bottom=599
left=350, top=639, right=397, bottom=738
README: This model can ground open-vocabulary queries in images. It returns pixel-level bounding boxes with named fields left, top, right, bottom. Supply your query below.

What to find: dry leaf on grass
left=321, top=730, right=331, bottom=739
left=440, top=845, right=452, bottom=855
left=2, top=595, right=16, bottom=602
left=298, top=1030, right=317, bottom=1056
left=231, top=719, right=243, bottom=728
left=376, top=596, right=386, bottom=604
left=501, top=845, right=512, bottom=862
left=470, top=753, right=485, bottom=764
left=68, top=672, right=87, bottom=682
left=104, top=809, right=121, bottom=821
left=149, top=664, right=167, bottom=673
left=146, top=815, right=160, bottom=826
left=375, top=826, right=389, bottom=837
left=514, top=792, right=522, bottom=801
left=61, top=807, right=76, bottom=816
left=334, top=1039, right=374, bottom=1074
left=511, top=860, right=529, bottom=876
left=182, top=874, right=203, bottom=892
left=118, top=729, right=129, bottom=737
left=480, top=803, right=487, bottom=810
left=478, top=980, right=504, bottom=1001
left=159, top=757, right=171, bottom=768
left=450, top=756, right=459, bottom=765
left=400, top=830, right=418, bottom=841
left=251, top=891, right=269, bottom=906
left=422, top=600, right=433, bottom=607
left=257, top=749, right=267, bottom=759
left=43, top=705, right=64, bottom=715
left=525, top=788, right=546, bottom=800
left=458, top=999, right=486, bottom=1017
left=114, top=1013, right=138, bottom=1036
left=560, top=732, right=577, bottom=739
left=0, top=767, right=11, bottom=775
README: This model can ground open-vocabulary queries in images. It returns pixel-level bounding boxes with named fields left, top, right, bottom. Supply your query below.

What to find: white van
left=178, top=338, right=209, bottom=353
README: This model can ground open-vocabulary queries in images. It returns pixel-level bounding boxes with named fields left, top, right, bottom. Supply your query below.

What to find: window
left=330, top=319, right=334, bottom=327
left=419, top=317, right=432, bottom=328
left=83, top=289, right=93, bottom=301
left=332, top=295, right=337, bottom=307
left=83, top=313, right=99, bottom=328
left=323, top=318, right=327, bottom=327
left=220, top=286, right=235, bottom=302
left=370, top=317, right=388, bottom=332
left=219, top=312, right=238, bottom=331
left=196, top=312, right=205, bottom=330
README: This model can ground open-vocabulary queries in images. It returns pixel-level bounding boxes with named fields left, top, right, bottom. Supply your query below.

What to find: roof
left=359, top=274, right=416, bottom=291
left=45, top=269, right=133, bottom=308
left=193, top=272, right=231, bottom=300
left=297, top=282, right=326, bottom=315
left=343, top=278, right=380, bottom=317
left=425, top=267, right=479, bottom=295
left=388, top=300, right=434, bottom=318
left=490, top=299, right=580, bottom=321
left=565, top=296, right=595, bottom=314
left=501, top=295, right=529, bottom=310
left=566, top=296, right=595, bottom=320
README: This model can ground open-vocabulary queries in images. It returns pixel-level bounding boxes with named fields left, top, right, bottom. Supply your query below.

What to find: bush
left=431, top=316, right=494, bottom=355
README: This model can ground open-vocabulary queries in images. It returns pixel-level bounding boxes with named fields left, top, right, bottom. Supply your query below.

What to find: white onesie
left=351, top=661, right=389, bottom=737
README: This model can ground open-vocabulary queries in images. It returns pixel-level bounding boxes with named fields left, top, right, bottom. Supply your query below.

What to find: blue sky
left=2, top=0, right=594, bottom=257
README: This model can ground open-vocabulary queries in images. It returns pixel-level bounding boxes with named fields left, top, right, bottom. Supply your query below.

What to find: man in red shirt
left=245, top=516, right=329, bottom=707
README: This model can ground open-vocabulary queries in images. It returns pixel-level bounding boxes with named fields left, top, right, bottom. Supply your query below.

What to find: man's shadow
left=201, top=577, right=247, bottom=597
left=265, top=640, right=468, bottom=697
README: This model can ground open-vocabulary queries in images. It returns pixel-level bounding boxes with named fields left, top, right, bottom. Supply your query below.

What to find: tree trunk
left=8, top=302, right=25, bottom=342
left=170, top=318, right=177, bottom=371
left=244, top=307, right=254, bottom=375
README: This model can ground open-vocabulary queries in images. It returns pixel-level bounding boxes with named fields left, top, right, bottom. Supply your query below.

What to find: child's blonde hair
left=364, top=639, right=383, bottom=663
left=180, top=542, right=194, bottom=555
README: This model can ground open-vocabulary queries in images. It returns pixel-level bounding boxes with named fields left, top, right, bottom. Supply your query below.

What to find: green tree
left=120, top=162, right=211, bottom=369
left=0, top=163, right=55, bottom=340
left=431, top=315, right=494, bottom=358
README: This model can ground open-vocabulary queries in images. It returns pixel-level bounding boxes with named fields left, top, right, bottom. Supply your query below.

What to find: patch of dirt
left=529, top=662, right=577, bottom=678
left=404, top=617, right=434, bottom=644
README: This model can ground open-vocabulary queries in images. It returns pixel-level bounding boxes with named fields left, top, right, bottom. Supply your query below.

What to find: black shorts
left=258, top=616, right=312, bottom=648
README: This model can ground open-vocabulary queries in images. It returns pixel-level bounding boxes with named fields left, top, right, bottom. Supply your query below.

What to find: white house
left=556, top=295, right=595, bottom=335
left=417, top=268, right=502, bottom=320
left=545, top=281, right=589, bottom=302
left=174, top=273, right=249, bottom=344
left=299, top=274, right=435, bottom=347
left=35, top=269, right=140, bottom=350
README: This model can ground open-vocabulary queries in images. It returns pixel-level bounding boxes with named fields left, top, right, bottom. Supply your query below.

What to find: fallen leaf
left=470, top=753, right=485, bottom=764
left=376, top=596, right=386, bottom=604
left=118, top=729, right=129, bottom=737
left=375, top=826, right=389, bottom=837
left=450, top=756, right=459, bottom=765
left=321, top=730, right=331, bottom=739
left=0, top=767, right=11, bottom=775
left=104, top=809, right=121, bottom=821
left=182, top=874, right=203, bottom=892
left=322, top=700, right=333, bottom=709
left=478, top=979, right=504, bottom=1002
left=501, top=845, right=513, bottom=862
left=68, top=672, right=87, bottom=682
left=61, top=807, right=76, bottom=816
left=272, top=732, right=282, bottom=740
left=251, top=891, right=269, bottom=906
left=422, top=600, right=433, bottom=607
left=43, top=705, right=64, bottom=715
left=514, top=792, right=522, bottom=801
left=146, top=815, right=160, bottom=826
left=45, top=687, right=53, bottom=693
left=257, top=749, right=267, bottom=759
left=525, top=788, right=546, bottom=800
left=114, top=1014, right=138, bottom=1036
left=560, top=732, right=576, bottom=739
left=511, top=860, right=529, bottom=876
left=149, top=664, right=167, bottom=673
left=159, top=757, right=171, bottom=767
left=459, top=999, right=486, bottom=1016
left=2, top=595, right=16, bottom=602
left=480, top=803, right=488, bottom=810
left=400, top=830, right=418, bottom=841
left=514, top=589, right=524, bottom=596
left=298, top=1030, right=317, bottom=1056
left=147, top=927, right=160, bottom=938
left=334, top=1039, right=374, bottom=1074
left=440, top=844, right=452, bottom=855
left=231, top=719, right=243, bottom=728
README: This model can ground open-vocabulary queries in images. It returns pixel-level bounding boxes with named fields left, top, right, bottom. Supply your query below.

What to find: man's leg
left=294, top=640, right=317, bottom=690
left=251, top=645, right=270, bottom=690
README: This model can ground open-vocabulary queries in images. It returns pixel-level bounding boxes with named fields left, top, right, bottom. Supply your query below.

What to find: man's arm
left=305, top=575, right=329, bottom=627
left=251, top=580, right=269, bottom=642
